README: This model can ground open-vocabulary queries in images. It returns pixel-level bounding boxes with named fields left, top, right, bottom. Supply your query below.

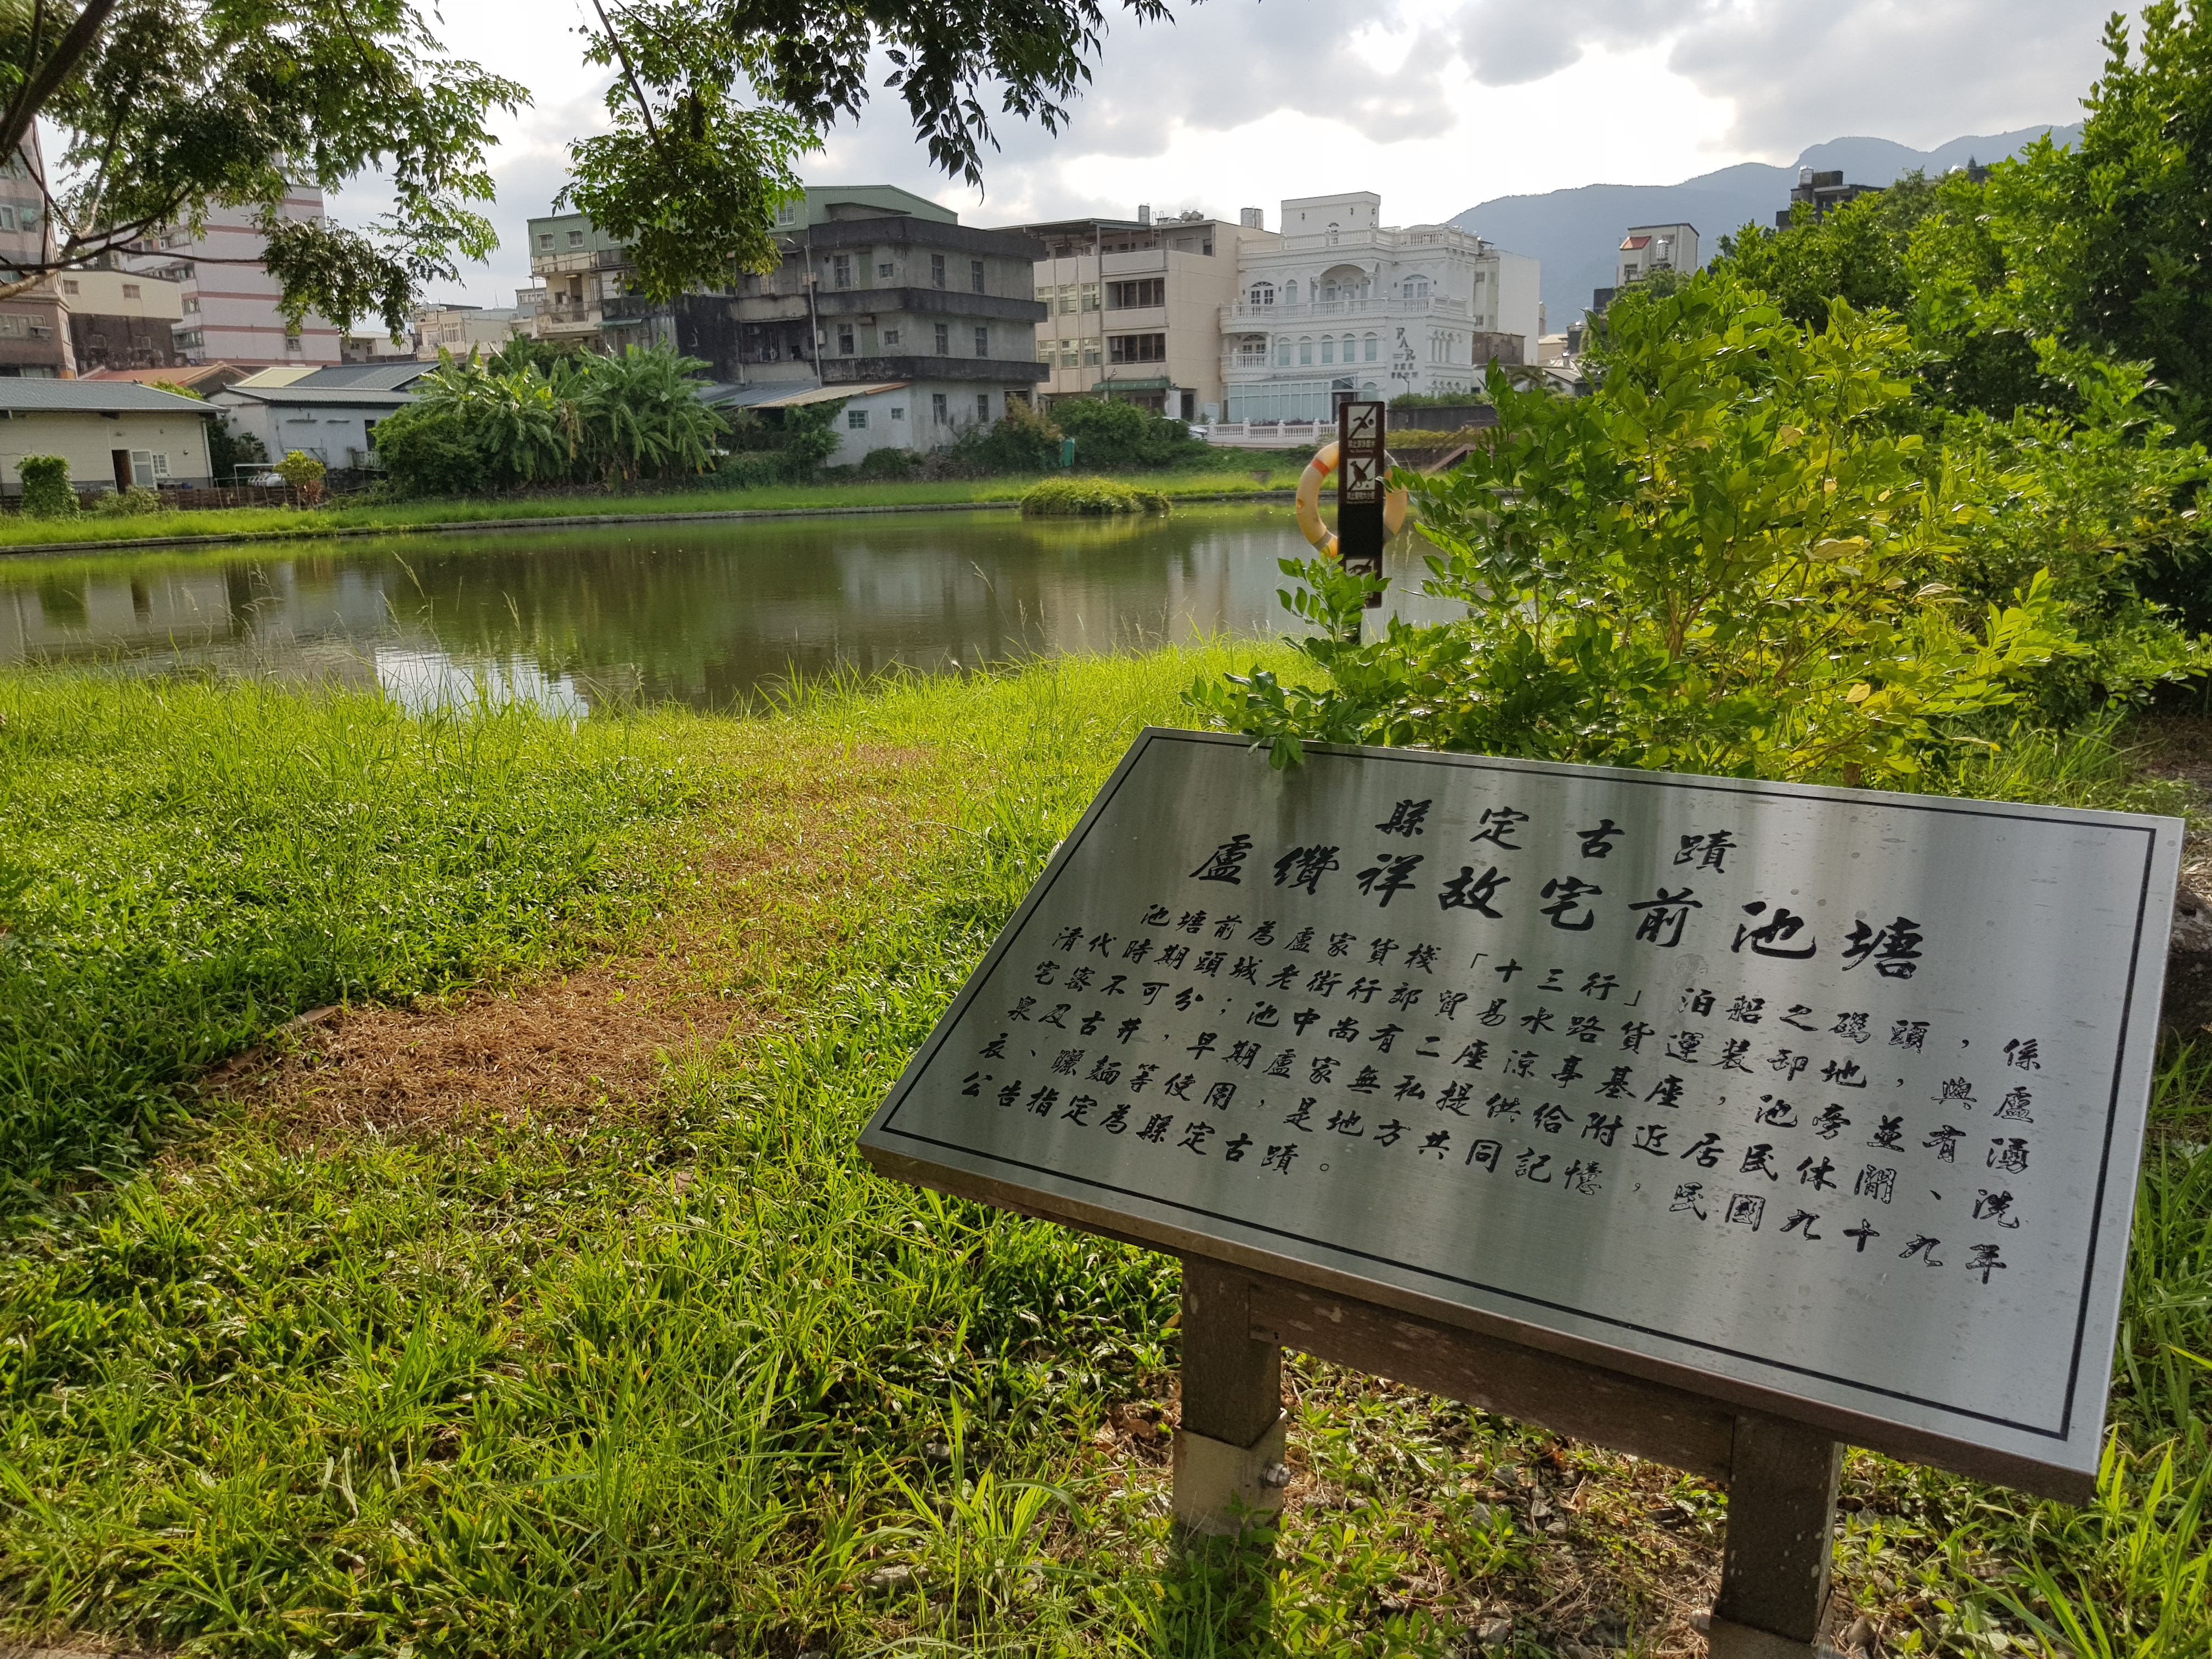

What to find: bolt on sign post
left=1338, top=398, right=1387, bottom=612
left=859, top=735, right=2181, bottom=1656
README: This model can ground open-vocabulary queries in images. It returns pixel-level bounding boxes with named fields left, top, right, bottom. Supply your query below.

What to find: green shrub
left=953, top=396, right=1063, bottom=472
left=92, top=485, right=166, bottom=518
left=371, top=403, right=491, bottom=497
left=777, top=398, right=847, bottom=480
left=275, top=449, right=327, bottom=505
left=1053, top=397, right=1206, bottom=470
left=16, top=454, right=75, bottom=518
left=1194, top=276, right=2083, bottom=783
left=1020, top=476, right=1170, bottom=516
left=714, top=450, right=783, bottom=488
left=857, top=445, right=921, bottom=479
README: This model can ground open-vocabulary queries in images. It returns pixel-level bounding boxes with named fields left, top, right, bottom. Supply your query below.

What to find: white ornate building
left=1220, top=193, right=1539, bottom=423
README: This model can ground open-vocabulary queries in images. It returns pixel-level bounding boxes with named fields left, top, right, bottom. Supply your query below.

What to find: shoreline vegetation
left=0, top=651, right=2207, bottom=1656
left=0, top=466, right=1309, bottom=558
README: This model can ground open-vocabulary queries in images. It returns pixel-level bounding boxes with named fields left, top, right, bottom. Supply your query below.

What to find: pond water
left=0, top=506, right=1463, bottom=714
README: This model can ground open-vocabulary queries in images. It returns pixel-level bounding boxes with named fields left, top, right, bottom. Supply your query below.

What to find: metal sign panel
left=860, top=730, right=2180, bottom=1486
left=1337, top=400, right=1386, bottom=608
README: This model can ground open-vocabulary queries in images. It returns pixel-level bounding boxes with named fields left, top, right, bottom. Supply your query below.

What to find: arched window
left=1276, top=336, right=1291, bottom=366
left=1285, top=280, right=1299, bottom=304
left=1298, top=336, right=1313, bottom=366
left=1248, top=281, right=1274, bottom=306
left=1320, top=336, right=1335, bottom=365
left=1363, top=332, right=1378, bottom=362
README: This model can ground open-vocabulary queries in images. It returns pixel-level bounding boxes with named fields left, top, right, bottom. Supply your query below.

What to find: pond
left=0, top=506, right=1463, bottom=714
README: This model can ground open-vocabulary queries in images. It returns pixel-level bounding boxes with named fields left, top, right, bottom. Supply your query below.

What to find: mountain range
left=1447, top=125, right=2084, bottom=329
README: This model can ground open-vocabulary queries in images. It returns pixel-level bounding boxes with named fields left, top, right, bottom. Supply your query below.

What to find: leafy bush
left=778, top=398, right=847, bottom=480
left=1020, top=477, right=1169, bottom=516
left=1193, top=276, right=2083, bottom=783
left=275, top=449, right=327, bottom=505
left=858, top=445, right=921, bottom=478
left=714, top=450, right=784, bottom=488
left=372, top=403, right=492, bottom=496
left=16, top=454, right=75, bottom=518
left=208, top=421, right=267, bottom=484
left=1053, top=397, right=1205, bottom=470
left=93, top=485, right=166, bottom=518
left=956, top=396, right=1063, bottom=472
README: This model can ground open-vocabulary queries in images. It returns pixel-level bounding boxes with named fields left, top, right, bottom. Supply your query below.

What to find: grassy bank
left=0, top=655, right=2206, bottom=1656
left=0, top=465, right=1310, bottom=554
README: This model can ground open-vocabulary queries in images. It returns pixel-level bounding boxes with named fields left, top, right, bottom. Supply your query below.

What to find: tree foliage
left=568, top=0, right=1174, bottom=299
left=1194, top=280, right=2086, bottom=783
left=0, top=0, right=526, bottom=333
left=373, top=345, right=725, bottom=496
left=15, top=453, right=74, bottom=517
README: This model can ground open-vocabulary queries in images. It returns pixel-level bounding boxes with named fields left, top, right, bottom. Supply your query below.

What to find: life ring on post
left=1295, top=439, right=1411, bottom=557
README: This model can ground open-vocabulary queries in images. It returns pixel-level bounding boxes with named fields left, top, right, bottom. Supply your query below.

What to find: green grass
left=0, top=465, right=1310, bottom=553
left=0, top=657, right=2205, bottom=1656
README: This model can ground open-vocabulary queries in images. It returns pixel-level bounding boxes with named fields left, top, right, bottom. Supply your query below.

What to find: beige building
left=59, top=267, right=187, bottom=373
left=0, top=380, right=216, bottom=493
left=1012, top=208, right=1280, bottom=420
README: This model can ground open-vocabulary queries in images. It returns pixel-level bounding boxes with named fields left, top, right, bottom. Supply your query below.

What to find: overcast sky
left=369, top=0, right=2123, bottom=310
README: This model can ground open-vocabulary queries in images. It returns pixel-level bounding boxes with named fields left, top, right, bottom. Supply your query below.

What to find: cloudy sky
left=378, top=0, right=2122, bottom=310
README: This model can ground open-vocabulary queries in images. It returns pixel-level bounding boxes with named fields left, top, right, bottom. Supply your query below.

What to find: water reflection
left=1, top=506, right=1464, bottom=714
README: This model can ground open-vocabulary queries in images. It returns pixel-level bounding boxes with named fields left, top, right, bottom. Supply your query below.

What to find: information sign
left=860, top=730, right=2181, bottom=1493
left=1337, top=399, right=1386, bottom=606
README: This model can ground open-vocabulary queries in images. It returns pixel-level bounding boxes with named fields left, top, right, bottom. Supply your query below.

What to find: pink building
left=133, top=188, right=342, bottom=367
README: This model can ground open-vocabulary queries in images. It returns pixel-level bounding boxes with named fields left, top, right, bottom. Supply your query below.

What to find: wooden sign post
left=860, top=732, right=2180, bottom=1655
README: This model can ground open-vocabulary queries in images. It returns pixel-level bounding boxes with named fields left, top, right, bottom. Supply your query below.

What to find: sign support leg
left=1171, top=1259, right=1288, bottom=1537
left=1709, top=1415, right=1844, bottom=1657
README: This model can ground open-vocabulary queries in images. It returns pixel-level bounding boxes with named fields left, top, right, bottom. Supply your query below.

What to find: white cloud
left=359, top=0, right=2121, bottom=309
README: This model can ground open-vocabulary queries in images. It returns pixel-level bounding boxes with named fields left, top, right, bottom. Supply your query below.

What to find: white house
left=212, top=362, right=426, bottom=474
left=1220, top=193, right=1541, bottom=423
left=1618, top=223, right=1700, bottom=288
left=0, top=380, right=216, bottom=493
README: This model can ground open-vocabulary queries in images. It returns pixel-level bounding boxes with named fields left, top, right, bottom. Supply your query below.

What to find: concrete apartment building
left=1618, top=223, right=1698, bottom=286
left=1014, top=207, right=1279, bottom=420
left=132, top=188, right=343, bottom=366
left=1219, top=193, right=1540, bottom=422
left=0, top=136, right=67, bottom=377
left=61, top=267, right=187, bottom=373
left=414, top=303, right=523, bottom=356
left=527, top=186, right=1048, bottom=455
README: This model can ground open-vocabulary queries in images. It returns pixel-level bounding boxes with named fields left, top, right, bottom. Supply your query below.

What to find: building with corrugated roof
left=209, top=362, right=427, bottom=476
left=0, top=379, right=217, bottom=492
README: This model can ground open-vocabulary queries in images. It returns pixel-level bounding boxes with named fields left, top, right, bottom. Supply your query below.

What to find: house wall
left=0, top=409, right=213, bottom=491
left=212, top=398, right=397, bottom=471
left=823, top=382, right=1013, bottom=464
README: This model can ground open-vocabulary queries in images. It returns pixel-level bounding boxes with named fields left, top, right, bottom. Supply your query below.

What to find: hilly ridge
left=1448, top=125, right=2084, bottom=328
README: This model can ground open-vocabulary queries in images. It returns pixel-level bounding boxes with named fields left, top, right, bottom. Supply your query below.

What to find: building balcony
left=531, top=248, right=631, bottom=277
left=1220, top=295, right=1469, bottom=328
left=1273, top=225, right=1483, bottom=257
left=537, top=312, right=605, bottom=336
left=820, top=353, right=1049, bottom=385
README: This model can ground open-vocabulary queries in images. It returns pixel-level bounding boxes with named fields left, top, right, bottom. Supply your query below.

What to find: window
left=150, top=453, right=170, bottom=477
left=1108, top=332, right=1165, bottom=363
left=848, top=409, right=868, bottom=429
left=539, top=233, right=552, bottom=249
left=1057, top=284, right=1076, bottom=314
left=1298, top=336, right=1313, bottom=365
left=838, top=324, right=855, bottom=354
left=1364, top=332, right=1378, bottom=362
left=1108, top=278, right=1165, bottom=308
left=1622, top=263, right=1639, bottom=280
left=932, top=392, right=948, bottom=423
left=363, top=420, right=379, bottom=450
left=1080, top=282, right=1099, bottom=312
left=878, top=261, right=894, bottom=278
left=930, top=253, right=946, bottom=288
left=122, top=283, right=139, bottom=300
left=890, top=406, right=905, bottom=421
left=1402, top=276, right=1430, bottom=301
left=1039, top=340, right=1055, bottom=363
left=934, top=322, right=950, bottom=354
left=776, top=201, right=799, bottom=225
left=883, top=328, right=900, bottom=347
left=970, top=259, right=985, bottom=292
left=568, top=229, right=584, bottom=247
left=1081, top=338, right=1099, bottom=366
left=1059, top=340, right=1078, bottom=368
left=130, top=449, right=151, bottom=477
left=1275, top=336, right=1290, bottom=366
left=0, top=205, right=14, bottom=230
left=977, top=393, right=990, bottom=422
left=1285, top=280, right=1297, bottom=303
left=1320, top=336, right=1334, bottom=365
left=973, top=325, right=988, bottom=357
left=1247, top=282, right=1274, bottom=306
left=60, top=279, right=77, bottom=295
left=832, top=253, right=852, bottom=287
